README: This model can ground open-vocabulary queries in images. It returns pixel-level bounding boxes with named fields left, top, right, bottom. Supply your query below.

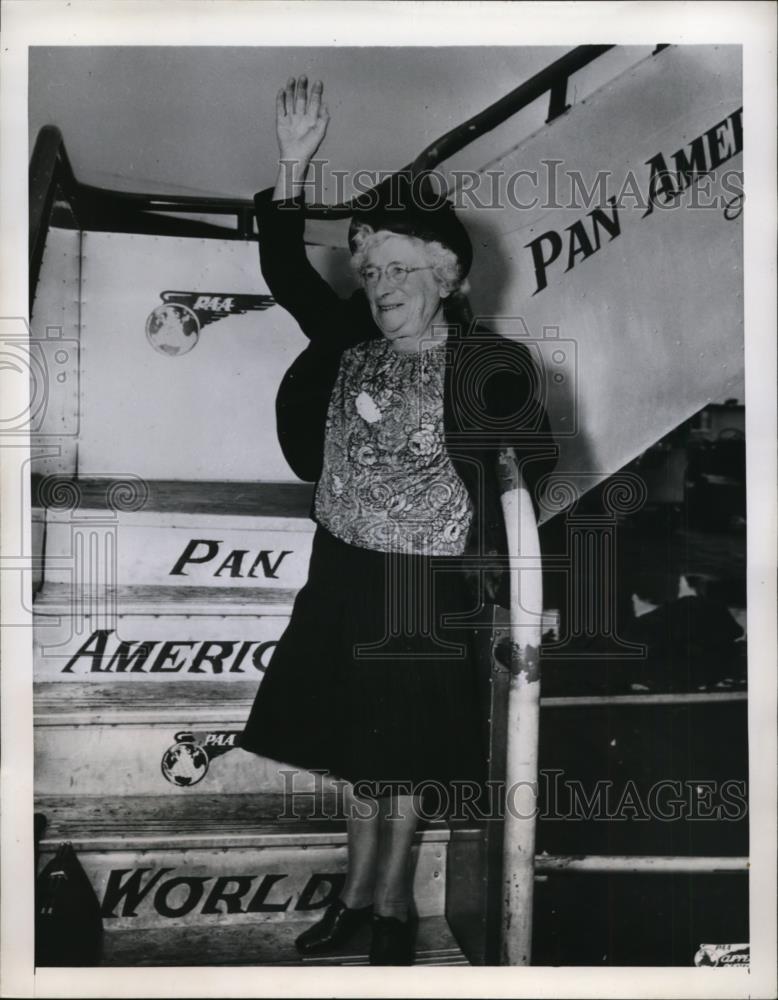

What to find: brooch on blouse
left=355, top=390, right=382, bottom=423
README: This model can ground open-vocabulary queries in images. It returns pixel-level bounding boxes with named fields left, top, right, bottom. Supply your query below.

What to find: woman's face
left=361, top=234, right=448, bottom=349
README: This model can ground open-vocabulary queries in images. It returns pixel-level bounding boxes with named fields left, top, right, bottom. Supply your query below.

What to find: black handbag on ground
left=35, top=841, right=103, bottom=966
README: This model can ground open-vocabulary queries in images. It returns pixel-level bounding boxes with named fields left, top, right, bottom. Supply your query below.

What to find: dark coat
left=254, top=187, right=558, bottom=608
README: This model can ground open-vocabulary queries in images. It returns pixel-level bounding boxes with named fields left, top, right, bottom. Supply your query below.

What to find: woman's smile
left=363, top=235, right=448, bottom=349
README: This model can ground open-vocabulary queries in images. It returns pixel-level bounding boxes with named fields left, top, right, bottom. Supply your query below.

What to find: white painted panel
left=41, top=513, right=313, bottom=590
left=36, top=721, right=446, bottom=804
left=77, top=233, right=345, bottom=481
left=462, top=45, right=742, bottom=512
left=34, top=613, right=287, bottom=681
left=37, top=843, right=445, bottom=928
left=35, top=724, right=277, bottom=797
left=29, top=227, right=81, bottom=476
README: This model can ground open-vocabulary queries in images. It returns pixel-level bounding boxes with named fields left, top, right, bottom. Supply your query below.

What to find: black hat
left=348, top=171, right=473, bottom=277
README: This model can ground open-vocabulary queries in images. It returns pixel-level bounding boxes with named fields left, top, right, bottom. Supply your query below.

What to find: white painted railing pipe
left=535, top=855, right=749, bottom=874
left=540, top=691, right=747, bottom=708
left=494, top=448, right=745, bottom=963
left=497, top=449, right=543, bottom=965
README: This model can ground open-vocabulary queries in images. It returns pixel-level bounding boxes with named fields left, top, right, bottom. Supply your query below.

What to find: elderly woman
left=240, top=76, right=554, bottom=965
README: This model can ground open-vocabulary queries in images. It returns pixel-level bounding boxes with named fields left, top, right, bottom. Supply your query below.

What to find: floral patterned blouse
left=314, top=337, right=474, bottom=556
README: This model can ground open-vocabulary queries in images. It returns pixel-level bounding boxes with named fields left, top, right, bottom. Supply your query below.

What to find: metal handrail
left=28, top=126, right=257, bottom=310
left=29, top=125, right=80, bottom=312
left=412, top=47, right=613, bottom=177
left=306, top=44, right=615, bottom=217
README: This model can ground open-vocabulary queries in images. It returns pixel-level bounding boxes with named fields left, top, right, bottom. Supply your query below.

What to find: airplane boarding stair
left=29, top=43, right=747, bottom=966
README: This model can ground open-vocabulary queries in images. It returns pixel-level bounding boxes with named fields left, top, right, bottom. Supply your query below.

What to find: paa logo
left=161, top=729, right=241, bottom=786
left=146, top=291, right=275, bottom=356
left=693, top=943, right=749, bottom=967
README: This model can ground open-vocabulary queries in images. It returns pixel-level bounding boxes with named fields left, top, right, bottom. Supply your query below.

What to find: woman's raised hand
left=276, top=75, right=329, bottom=166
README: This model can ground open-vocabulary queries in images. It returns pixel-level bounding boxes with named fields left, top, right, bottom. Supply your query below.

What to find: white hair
left=350, top=225, right=470, bottom=296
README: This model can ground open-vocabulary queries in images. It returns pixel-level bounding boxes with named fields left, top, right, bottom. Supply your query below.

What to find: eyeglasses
left=358, top=263, right=434, bottom=287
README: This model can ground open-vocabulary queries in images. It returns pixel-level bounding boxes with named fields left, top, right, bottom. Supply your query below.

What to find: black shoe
left=295, top=899, right=373, bottom=955
left=369, top=914, right=414, bottom=966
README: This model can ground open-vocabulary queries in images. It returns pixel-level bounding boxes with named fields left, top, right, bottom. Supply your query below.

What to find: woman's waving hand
left=273, top=76, right=329, bottom=199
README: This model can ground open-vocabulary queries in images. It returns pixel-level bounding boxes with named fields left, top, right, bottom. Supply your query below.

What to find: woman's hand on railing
left=272, top=76, right=329, bottom=200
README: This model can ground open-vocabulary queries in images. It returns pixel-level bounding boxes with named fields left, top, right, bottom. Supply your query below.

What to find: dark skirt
left=239, top=525, right=487, bottom=801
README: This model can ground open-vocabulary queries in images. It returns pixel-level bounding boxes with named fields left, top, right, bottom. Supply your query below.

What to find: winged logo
left=145, top=291, right=276, bottom=355
left=160, top=290, right=275, bottom=328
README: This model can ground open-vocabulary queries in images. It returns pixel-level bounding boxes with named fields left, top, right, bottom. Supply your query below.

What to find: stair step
left=36, top=795, right=458, bottom=949
left=99, top=916, right=468, bottom=966
left=32, top=682, right=489, bottom=803
left=34, top=583, right=298, bottom=616
left=32, top=478, right=315, bottom=518
left=37, top=794, right=452, bottom=850
left=35, top=721, right=288, bottom=798
left=35, top=680, right=257, bottom=720
left=34, top=612, right=288, bottom=684
left=37, top=504, right=314, bottom=595
left=34, top=679, right=292, bottom=795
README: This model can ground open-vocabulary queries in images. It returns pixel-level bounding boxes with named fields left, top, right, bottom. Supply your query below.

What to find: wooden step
left=34, top=681, right=287, bottom=796
left=35, top=584, right=298, bottom=615
left=36, top=794, right=461, bottom=965
left=31, top=478, right=314, bottom=518
left=35, top=680, right=257, bottom=722
left=37, top=793, right=451, bottom=851
left=100, top=916, right=468, bottom=966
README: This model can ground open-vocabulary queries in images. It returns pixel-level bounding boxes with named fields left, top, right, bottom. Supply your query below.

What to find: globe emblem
left=146, top=303, right=200, bottom=356
left=161, top=739, right=210, bottom=786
